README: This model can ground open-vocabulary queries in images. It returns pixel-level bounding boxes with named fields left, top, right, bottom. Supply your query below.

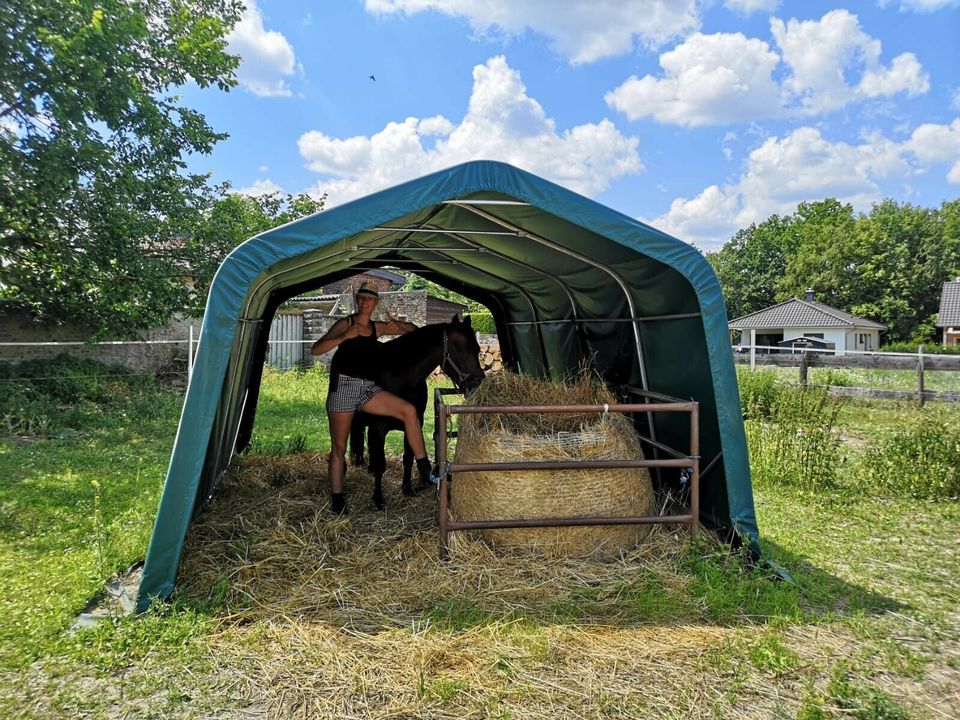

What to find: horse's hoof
left=402, top=484, right=415, bottom=497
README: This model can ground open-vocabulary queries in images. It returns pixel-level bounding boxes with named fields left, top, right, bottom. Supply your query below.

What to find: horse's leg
left=368, top=421, right=388, bottom=510
left=350, top=413, right=366, bottom=467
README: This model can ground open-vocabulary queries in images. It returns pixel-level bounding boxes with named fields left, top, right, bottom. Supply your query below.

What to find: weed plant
left=0, top=355, right=156, bottom=436
left=745, top=386, right=844, bottom=494
left=859, top=411, right=960, bottom=499
left=810, top=368, right=857, bottom=387
left=736, top=366, right=786, bottom=419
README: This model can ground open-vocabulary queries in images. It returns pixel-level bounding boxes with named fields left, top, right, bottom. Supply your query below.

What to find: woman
left=311, top=282, right=430, bottom=514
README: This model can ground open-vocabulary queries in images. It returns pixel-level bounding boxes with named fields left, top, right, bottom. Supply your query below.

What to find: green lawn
left=0, top=364, right=957, bottom=718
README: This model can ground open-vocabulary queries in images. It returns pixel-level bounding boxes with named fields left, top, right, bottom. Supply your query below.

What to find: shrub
left=0, top=383, right=57, bottom=435
left=745, top=386, right=844, bottom=493
left=859, top=413, right=960, bottom=500
left=0, top=355, right=153, bottom=436
left=736, top=367, right=786, bottom=419
left=878, top=341, right=960, bottom=355
left=467, top=312, right=497, bottom=335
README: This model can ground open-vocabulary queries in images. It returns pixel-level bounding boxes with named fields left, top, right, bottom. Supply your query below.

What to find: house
left=728, top=290, right=886, bottom=355
left=938, top=279, right=960, bottom=347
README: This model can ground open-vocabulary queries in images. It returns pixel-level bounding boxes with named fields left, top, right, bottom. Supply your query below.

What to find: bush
left=736, top=367, right=786, bottom=419
left=878, top=341, right=960, bottom=355
left=0, top=355, right=154, bottom=436
left=467, top=312, right=497, bottom=335
left=859, top=413, right=960, bottom=500
left=745, top=386, right=844, bottom=493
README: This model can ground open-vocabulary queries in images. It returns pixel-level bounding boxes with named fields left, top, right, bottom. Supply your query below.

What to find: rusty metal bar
left=449, top=458, right=696, bottom=472
left=437, top=397, right=451, bottom=561
left=689, top=403, right=700, bottom=541
left=447, top=515, right=694, bottom=531
left=450, top=402, right=697, bottom=415
left=434, top=395, right=701, bottom=558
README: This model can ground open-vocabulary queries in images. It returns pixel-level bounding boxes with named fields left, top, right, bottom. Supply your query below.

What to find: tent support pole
left=448, top=202, right=651, bottom=392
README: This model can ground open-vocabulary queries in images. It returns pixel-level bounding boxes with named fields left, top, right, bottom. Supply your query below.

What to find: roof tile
left=938, top=281, right=960, bottom=326
left=729, top=298, right=886, bottom=330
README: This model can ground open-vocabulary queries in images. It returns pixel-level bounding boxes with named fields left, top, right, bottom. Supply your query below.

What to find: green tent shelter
left=137, top=160, right=757, bottom=610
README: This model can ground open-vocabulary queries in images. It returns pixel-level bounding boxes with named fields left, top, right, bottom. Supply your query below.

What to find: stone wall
left=301, top=291, right=431, bottom=366
left=0, top=310, right=200, bottom=373
left=323, top=272, right=395, bottom=296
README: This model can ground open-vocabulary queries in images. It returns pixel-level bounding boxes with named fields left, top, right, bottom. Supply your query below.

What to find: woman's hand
left=383, top=310, right=417, bottom=335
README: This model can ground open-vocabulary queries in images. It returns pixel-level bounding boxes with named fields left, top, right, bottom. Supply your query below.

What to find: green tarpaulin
left=138, top=160, right=757, bottom=610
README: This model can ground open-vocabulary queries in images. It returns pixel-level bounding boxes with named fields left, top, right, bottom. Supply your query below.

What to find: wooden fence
left=733, top=347, right=960, bottom=404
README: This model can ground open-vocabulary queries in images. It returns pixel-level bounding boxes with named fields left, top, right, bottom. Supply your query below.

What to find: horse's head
left=442, top=314, right=485, bottom=393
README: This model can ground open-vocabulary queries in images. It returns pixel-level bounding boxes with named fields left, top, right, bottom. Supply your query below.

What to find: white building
left=728, top=291, right=886, bottom=355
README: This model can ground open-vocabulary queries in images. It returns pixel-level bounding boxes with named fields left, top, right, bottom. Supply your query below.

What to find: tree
left=706, top=214, right=795, bottom=320
left=401, top=272, right=485, bottom=312
left=187, top=189, right=326, bottom=305
left=0, top=0, right=242, bottom=337
left=711, top=196, right=960, bottom=344
left=776, top=199, right=859, bottom=308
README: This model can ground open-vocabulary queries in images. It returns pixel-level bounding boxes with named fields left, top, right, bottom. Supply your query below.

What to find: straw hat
left=355, top=281, right=380, bottom=298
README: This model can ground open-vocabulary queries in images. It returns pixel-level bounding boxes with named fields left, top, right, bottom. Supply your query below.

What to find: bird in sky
left=369, top=74, right=376, bottom=82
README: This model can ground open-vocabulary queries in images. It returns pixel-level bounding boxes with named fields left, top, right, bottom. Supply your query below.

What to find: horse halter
left=441, top=329, right=477, bottom=392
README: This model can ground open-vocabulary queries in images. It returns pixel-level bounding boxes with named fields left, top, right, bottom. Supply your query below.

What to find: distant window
left=804, top=333, right=824, bottom=339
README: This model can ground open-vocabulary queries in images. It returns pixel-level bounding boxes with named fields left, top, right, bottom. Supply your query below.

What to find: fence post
left=188, top=325, right=194, bottom=384
left=749, top=328, right=756, bottom=370
left=917, top=344, right=925, bottom=408
left=799, top=350, right=809, bottom=387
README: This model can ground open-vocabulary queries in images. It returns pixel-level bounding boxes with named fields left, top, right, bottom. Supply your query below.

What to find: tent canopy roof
left=138, top=160, right=755, bottom=609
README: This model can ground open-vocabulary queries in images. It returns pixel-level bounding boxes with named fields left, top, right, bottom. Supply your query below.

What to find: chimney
left=804, top=289, right=815, bottom=302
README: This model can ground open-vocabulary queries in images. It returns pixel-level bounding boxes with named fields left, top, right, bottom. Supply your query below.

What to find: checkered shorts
left=326, top=374, right=383, bottom=413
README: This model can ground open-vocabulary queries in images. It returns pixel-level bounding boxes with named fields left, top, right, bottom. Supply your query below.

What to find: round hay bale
left=450, top=373, right=654, bottom=558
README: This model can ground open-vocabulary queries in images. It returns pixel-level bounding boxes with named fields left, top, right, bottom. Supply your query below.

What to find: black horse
left=350, top=315, right=485, bottom=509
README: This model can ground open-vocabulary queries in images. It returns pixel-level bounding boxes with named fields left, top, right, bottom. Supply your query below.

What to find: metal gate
left=267, top=311, right=304, bottom=369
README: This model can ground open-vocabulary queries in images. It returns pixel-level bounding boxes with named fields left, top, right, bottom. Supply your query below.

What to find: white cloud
left=364, top=0, right=700, bottom=63
left=858, top=53, right=928, bottom=99
left=881, top=0, right=960, bottom=10
left=227, top=1, right=298, bottom=97
left=772, top=9, right=928, bottom=113
left=234, top=178, right=284, bottom=196
left=650, top=121, right=960, bottom=249
left=607, top=9, right=929, bottom=126
left=299, top=56, right=642, bottom=205
left=723, top=0, right=780, bottom=13
left=904, top=119, right=960, bottom=182
left=605, top=32, right=783, bottom=126
left=258, top=165, right=269, bottom=172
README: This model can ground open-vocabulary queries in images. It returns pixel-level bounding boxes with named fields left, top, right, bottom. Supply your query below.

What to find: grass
left=0, top=360, right=957, bottom=718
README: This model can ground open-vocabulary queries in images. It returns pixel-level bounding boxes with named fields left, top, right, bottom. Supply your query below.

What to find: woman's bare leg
left=360, top=391, right=427, bottom=459
left=328, top=411, right=354, bottom=509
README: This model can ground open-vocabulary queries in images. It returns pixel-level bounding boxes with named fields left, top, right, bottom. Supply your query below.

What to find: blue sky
left=184, top=0, right=960, bottom=250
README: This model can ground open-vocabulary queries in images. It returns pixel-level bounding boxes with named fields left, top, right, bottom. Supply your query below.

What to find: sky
left=183, top=0, right=960, bottom=251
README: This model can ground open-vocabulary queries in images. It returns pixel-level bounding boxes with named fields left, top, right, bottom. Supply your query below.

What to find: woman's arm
left=311, top=317, right=358, bottom=355
left=377, top=311, right=419, bottom=336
